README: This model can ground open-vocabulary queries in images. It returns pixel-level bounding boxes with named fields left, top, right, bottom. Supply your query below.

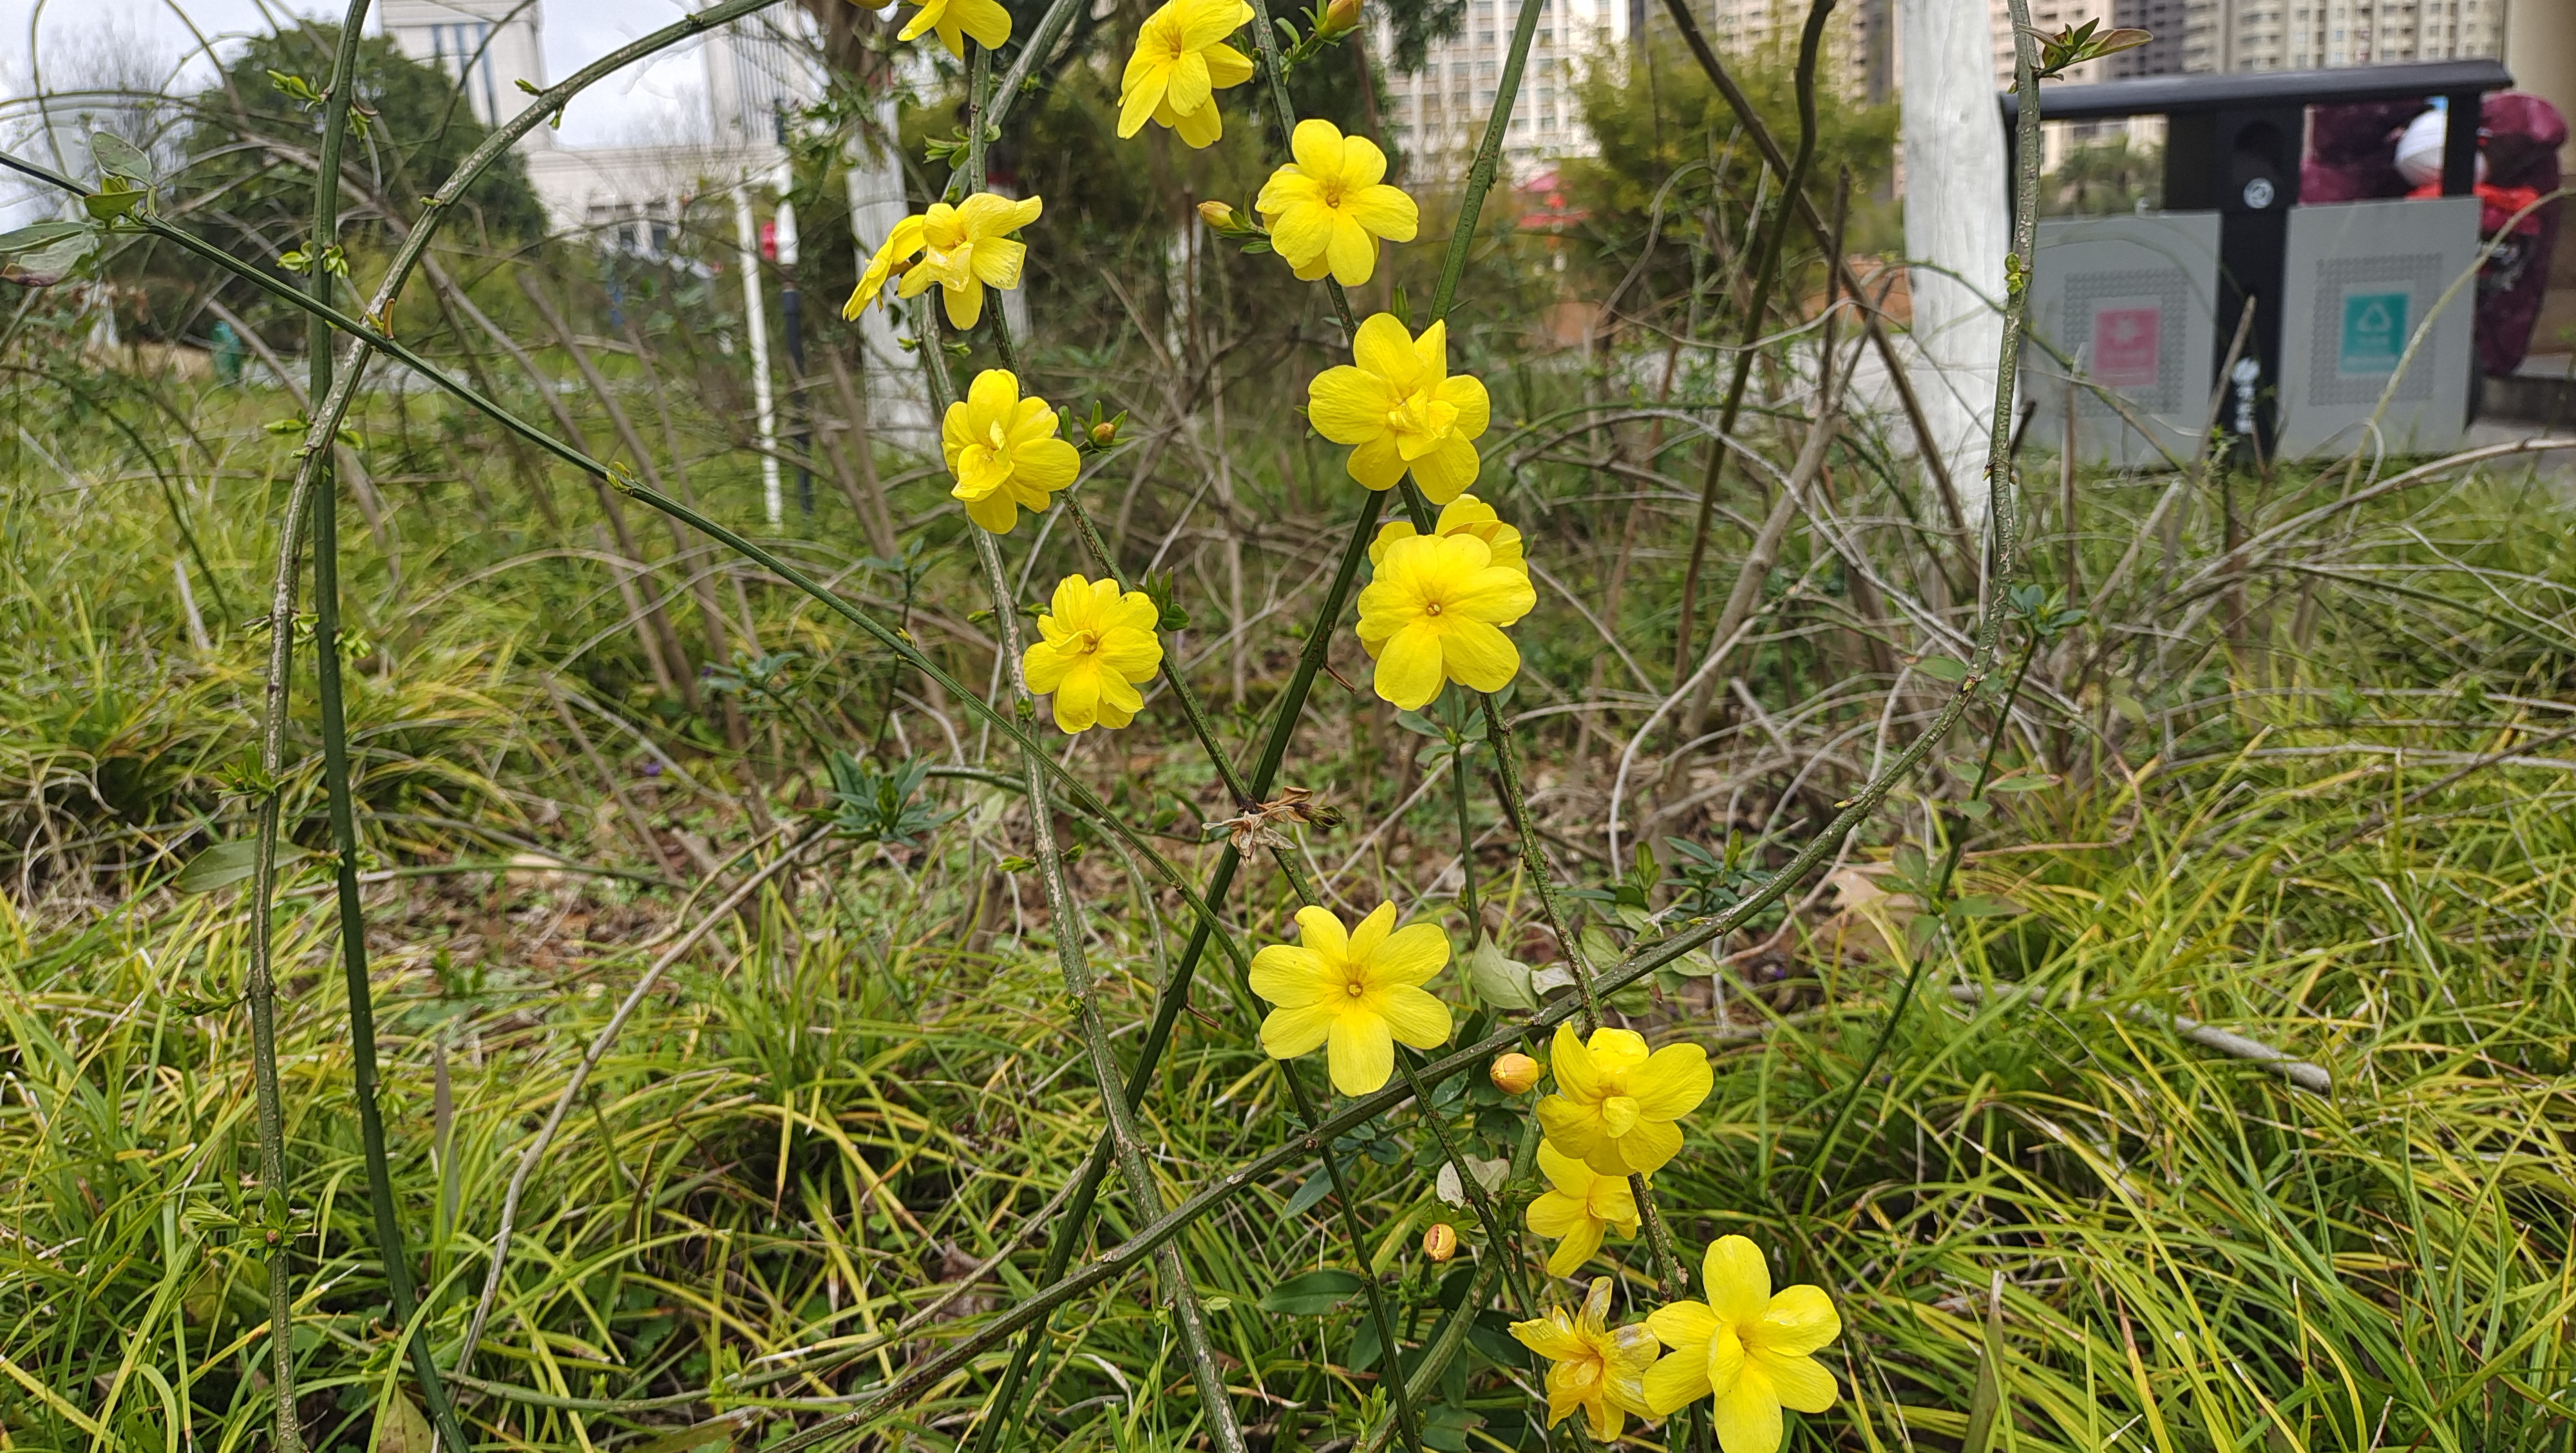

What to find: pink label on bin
left=2092, top=305, right=2161, bottom=388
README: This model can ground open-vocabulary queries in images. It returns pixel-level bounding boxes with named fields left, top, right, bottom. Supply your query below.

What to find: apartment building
left=1378, top=0, right=1629, bottom=174
left=382, top=0, right=819, bottom=239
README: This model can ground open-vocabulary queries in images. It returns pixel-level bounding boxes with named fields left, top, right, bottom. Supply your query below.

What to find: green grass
left=10, top=276, right=2576, bottom=1452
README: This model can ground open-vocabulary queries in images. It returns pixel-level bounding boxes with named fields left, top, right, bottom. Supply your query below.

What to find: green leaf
left=173, top=839, right=311, bottom=893
left=1949, top=895, right=2023, bottom=919
left=1985, top=773, right=2055, bottom=793
left=1916, top=654, right=1971, bottom=683
left=1953, top=798, right=1993, bottom=821
left=1282, top=1170, right=1335, bottom=1220
left=82, top=182, right=146, bottom=222
left=0, top=221, right=98, bottom=286
left=89, top=131, right=153, bottom=185
left=1258, top=1268, right=1365, bottom=1315
left=1463, top=938, right=1539, bottom=1011
left=1960, top=1276, right=2008, bottom=1453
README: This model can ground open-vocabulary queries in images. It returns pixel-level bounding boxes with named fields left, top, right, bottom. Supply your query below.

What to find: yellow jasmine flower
left=1508, top=1277, right=1660, bottom=1441
left=1369, top=493, right=1526, bottom=575
left=1118, top=0, right=1255, bottom=149
left=942, top=368, right=1080, bottom=534
left=1353, top=533, right=1535, bottom=710
left=1023, top=575, right=1164, bottom=733
left=895, top=0, right=1010, bottom=60
left=1524, top=1141, right=1641, bottom=1277
left=1642, top=1236, right=1842, bottom=1453
left=1250, top=902, right=1452, bottom=1096
left=1305, top=313, right=1490, bottom=502
left=1255, top=119, right=1419, bottom=285
left=1533, top=1023, right=1712, bottom=1177
left=843, top=193, right=1043, bottom=330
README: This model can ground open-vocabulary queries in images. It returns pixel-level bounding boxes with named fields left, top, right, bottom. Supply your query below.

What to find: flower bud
left=1090, top=417, right=1121, bottom=446
left=1197, top=198, right=1243, bottom=232
left=1423, top=1222, right=1458, bottom=1262
left=1319, top=0, right=1362, bottom=38
left=1490, top=1052, right=1544, bottom=1095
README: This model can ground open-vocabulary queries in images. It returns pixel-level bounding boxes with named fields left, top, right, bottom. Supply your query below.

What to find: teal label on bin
left=2338, top=291, right=2408, bottom=375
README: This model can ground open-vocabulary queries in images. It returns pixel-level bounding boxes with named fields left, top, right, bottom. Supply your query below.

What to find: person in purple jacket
left=2302, top=93, right=2566, bottom=374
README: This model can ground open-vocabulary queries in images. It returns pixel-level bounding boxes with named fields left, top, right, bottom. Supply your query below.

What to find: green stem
left=925, top=305, right=1249, bottom=1453
left=1428, top=0, right=1546, bottom=320
left=1396, top=1054, right=1532, bottom=1315
left=1791, top=0, right=2045, bottom=1218
left=1239, top=0, right=1360, bottom=334
left=1445, top=745, right=1484, bottom=946
left=1671, top=0, right=1837, bottom=681
left=298, top=4, right=474, bottom=1450
left=966, top=486, right=1388, bottom=1453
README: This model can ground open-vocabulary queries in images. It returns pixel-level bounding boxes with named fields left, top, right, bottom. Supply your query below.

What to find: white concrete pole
left=1897, top=0, right=2010, bottom=529
left=734, top=182, right=783, bottom=527
left=846, top=91, right=933, bottom=446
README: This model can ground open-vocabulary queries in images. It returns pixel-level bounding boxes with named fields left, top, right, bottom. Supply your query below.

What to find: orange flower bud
left=1423, top=1222, right=1458, bottom=1262
left=1490, top=1051, right=1544, bottom=1094
left=1320, top=0, right=1362, bottom=37
left=1090, top=418, right=1121, bottom=446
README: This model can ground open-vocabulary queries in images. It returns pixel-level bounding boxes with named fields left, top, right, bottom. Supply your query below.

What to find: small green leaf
left=1258, top=1268, right=1364, bottom=1315
left=173, top=839, right=311, bottom=893
left=1960, top=1275, right=2008, bottom=1453
left=1282, top=1171, right=1336, bottom=1219
left=1953, top=797, right=1993, bottom=820
left=89, top=131, right=153, bottom=185
left=82, top=181, right=146, bottom=222
left=1985, top=773, right=2056, bottom=793
left=1915, top=655, right=1971, bottom=683
left=1463, top=938, right=1537, bottom=1010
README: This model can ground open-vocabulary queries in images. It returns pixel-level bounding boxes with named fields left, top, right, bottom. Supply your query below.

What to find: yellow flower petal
left=1710, top=1362, right=1784, bottom=1453
left=1260, top=1001, right=1335, bottom=1058
left=1755, top=1285, right=1842, bottom=1358
left=950, top=0, right=1012, bottom=47
left=1703, top=1236, right=1774, bottom=1326
left=1759, top=1349, right=1837, bottom=1414
left=1293, top=903, right=1350, bottom=962
left=1350, top=312, right=1425, bottom=390
left=1372, top=620, right=1447, bottom=709
left=1346, top=183, right=1417, bottom=239
left=1409, top=431, right=1482, bottom=504
left=1346, top=900, right=1398, bottom=964
left=1345, top=433, right=1408, bottom=490
left=1433, top=617, right=1518, bottom=693
left=1608, top=1115, right=1683, bottom=1175
left=1249, top=944, right=1329, bottom=1007
left=1305, top=365, right=1391, bottom=445
left=1376, top=983, right=1451, bottom=1048
left=1648, top=1299, right=1720, bottom=1351
left=1326, top=1011, right=1395, bottom=1094
left=1644, top=1345, right=1716, bottom=1416
left=1050, top=660, right=1103, bottom=732
left=1372, top=920, right=1450, bottom=983
left=1325, top=213, right=1377, bottom=285
left=1290, top=117, right=1343, bottom=174
left=1633, top=1041, right=1716, bottom=1119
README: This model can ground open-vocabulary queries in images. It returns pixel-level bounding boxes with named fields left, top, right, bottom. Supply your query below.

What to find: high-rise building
left=1636, top=0, right=1894, bottom=101
left=1378, top=0, right=1628, bottom=175
left=383, top=0, right=819, bottom=240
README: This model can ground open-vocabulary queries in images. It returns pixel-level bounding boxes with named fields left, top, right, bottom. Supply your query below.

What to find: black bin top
left=1998, top=58, right=2514, bottom=122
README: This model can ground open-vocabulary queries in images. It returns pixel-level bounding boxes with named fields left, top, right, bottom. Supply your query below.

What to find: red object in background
left=2092, top=306, right=2162, bottom=388
left=760, top=220, right=779, bottom=261
left=1517, top=169, right=1588, bottom=231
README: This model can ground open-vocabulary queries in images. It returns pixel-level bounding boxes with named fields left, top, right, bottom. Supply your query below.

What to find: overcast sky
left=1, top=0, right=714, bottom=151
